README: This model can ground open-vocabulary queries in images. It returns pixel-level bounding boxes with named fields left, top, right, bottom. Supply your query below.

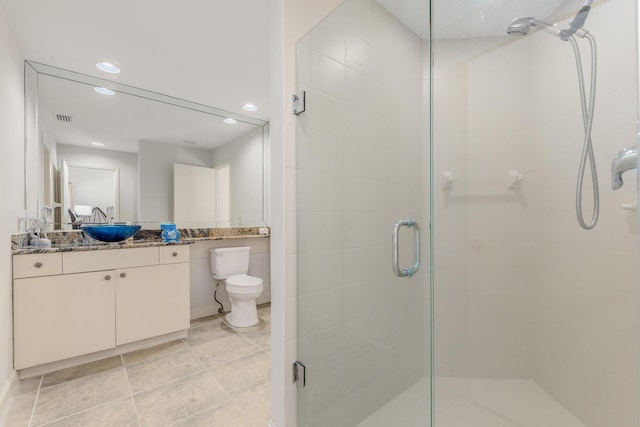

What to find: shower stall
left=294, top=0, right=639, bottom=426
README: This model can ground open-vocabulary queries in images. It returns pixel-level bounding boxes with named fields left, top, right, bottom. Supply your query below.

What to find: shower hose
left=568, top=33, right=599, bottom=230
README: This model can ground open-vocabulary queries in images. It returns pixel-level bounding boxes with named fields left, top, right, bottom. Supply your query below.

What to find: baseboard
left=17, top=330, right=187, bottom=379
left=190, top=305, right=221, bottom=320
left=0, top=371, right=18, bottom=419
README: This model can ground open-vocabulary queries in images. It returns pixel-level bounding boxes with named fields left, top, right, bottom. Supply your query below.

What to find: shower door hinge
left=292, top=91, right=306, bottom=115
left=293, top=361, right=306, bottom=387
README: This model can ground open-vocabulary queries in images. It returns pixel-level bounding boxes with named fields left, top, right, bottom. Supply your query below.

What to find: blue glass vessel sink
left=81, top=224, right=142, bottom=242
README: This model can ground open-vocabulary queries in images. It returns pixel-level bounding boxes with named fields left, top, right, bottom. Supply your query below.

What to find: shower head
left=506, top=17, right=536, bottom=36
left=507, top=0, right=593, bottom=41
left=506, top=17, right=564, bottom=39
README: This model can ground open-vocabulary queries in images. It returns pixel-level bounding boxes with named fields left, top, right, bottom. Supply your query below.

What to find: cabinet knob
left=120, top=272, right=126, bottom=278
left=105, top=275, right=111, bottom=281
left=34, top=262, right=43, bottom=268
left=172, top=252, right=178, bottom=257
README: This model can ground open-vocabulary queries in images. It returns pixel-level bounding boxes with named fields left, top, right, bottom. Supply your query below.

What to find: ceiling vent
left=56, top=114, right=72, bottom=123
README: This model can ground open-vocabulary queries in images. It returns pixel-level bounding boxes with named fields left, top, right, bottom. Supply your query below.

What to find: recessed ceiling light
left=96, top=62, right=120, bottom=74
left=224, top=118, right=238, bottom=125
left=94, top=87, right=115, bottom=96
left=242, top=103, right=258, bottom=112
left=91, top=142, right=105, bottom=147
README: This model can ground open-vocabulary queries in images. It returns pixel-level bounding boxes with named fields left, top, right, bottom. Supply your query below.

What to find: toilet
left=209, top=247, right=263, bottom=327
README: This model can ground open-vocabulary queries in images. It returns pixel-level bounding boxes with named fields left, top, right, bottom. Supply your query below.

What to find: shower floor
left=357, top=377, right=587, bottom=427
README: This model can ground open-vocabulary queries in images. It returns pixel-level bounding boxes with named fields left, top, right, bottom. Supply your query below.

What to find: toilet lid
left=226, top=274, right=263, bottom=287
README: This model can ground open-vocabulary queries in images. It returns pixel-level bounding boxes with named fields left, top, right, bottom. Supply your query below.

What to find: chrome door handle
left=392, top=218, right=420, bottom=278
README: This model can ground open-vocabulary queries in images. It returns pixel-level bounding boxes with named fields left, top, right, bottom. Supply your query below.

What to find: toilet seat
left=226, top=274, right=263, bottom=294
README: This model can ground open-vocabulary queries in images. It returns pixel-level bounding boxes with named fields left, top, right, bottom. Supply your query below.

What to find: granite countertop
left=11, top=227, right=270, bottom=255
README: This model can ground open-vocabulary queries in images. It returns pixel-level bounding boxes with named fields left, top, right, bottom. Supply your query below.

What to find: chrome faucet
left=612, top=146, right=638, bottom=190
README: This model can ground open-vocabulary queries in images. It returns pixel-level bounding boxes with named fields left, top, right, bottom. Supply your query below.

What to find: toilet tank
left=209, top=247, right=251, bottom=279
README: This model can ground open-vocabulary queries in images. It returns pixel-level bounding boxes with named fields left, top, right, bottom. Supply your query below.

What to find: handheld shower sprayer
left=506, top=17, right=562, bottom=38
left=505, top=1, right=599, bottom=230
left=507, top=0, right=593, bottom=40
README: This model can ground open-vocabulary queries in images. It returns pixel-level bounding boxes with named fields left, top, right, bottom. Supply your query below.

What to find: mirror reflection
left=30, top=62, right=269, bottom=229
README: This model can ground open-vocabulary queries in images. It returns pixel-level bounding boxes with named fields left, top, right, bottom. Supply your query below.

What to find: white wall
left=57, top=144, right=137, bottom=222
left=67, top=166, right=116, bottom=215
left=138, top=140, right=210, bottom=223
left=211, top=127, right=264, bottom=226
left=0, top=2, right=24, bottom=409
left=188, top=238, right=271, bottom=319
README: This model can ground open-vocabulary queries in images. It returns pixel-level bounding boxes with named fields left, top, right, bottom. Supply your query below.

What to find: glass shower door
left=295, top=0, right=430, bottom=426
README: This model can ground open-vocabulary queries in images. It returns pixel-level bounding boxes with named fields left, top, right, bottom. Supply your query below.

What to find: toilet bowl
left=209, top=247, right=263, bottom=327
left=225, top=274, right=264, bottom=327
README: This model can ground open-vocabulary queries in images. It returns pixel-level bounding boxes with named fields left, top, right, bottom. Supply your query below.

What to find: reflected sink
left=81, top=224, right=142, bottom=243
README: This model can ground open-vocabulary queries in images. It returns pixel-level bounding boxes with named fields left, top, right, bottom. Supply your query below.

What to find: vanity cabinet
left=14, top=270, right=115, bottom=370
left=116, top=262, right=189, bottom=345
left=12, top=245, right=190, bottom=371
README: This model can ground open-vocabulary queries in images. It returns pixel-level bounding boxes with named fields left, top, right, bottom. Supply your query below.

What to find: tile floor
left=1, top=304, right=271, bottom=427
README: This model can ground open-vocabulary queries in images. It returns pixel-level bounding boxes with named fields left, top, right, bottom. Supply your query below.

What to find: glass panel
left=295, top=0, right=430, bottom=426
left=431, top=0, right=640, bottom=426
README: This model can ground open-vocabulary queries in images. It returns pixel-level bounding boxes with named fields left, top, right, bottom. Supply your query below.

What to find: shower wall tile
left=317, top=54, right=346, bottom=99
left=433, top=294, right=468, bottom=377
left=285, top=212, right=297, bottom=255
left=297, top=130, right=344, bottom=173
left=342, top=246, right=386, bottom=286
left=431, top=37, right=472, bottom=378
left=297, top=212, right=343, bottom=253
left=285, top=254, right=298, bottom=299
left=342, top=67, right=373, bottom=110
left=297, top=250, right=344, bottom=295
left=297, top=288, right=344, bottom=337
left=297, top=169, right=344, bottom=212
left=444, top=28, right=536, bottom=379
left=318, top=24, right=346, bottom=64
left=303, top=90, right=346, bottom=136
left=527, top=0, right=640, bottom=425
left=285, top=297, right=298, bottom=343
left=285, top=167, right=297, bottom=212
left=295, top=43, right=317, bottom=106
left=346, top=33, right=370, bottom=75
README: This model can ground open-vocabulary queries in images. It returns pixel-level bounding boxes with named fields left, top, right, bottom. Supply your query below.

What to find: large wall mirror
left=25, top=61, right=269, bottom=229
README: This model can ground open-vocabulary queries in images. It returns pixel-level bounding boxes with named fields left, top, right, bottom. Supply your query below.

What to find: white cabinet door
left=14, top=271, right=116, bottom=369
left=115, top=263, right=190, bottom=345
